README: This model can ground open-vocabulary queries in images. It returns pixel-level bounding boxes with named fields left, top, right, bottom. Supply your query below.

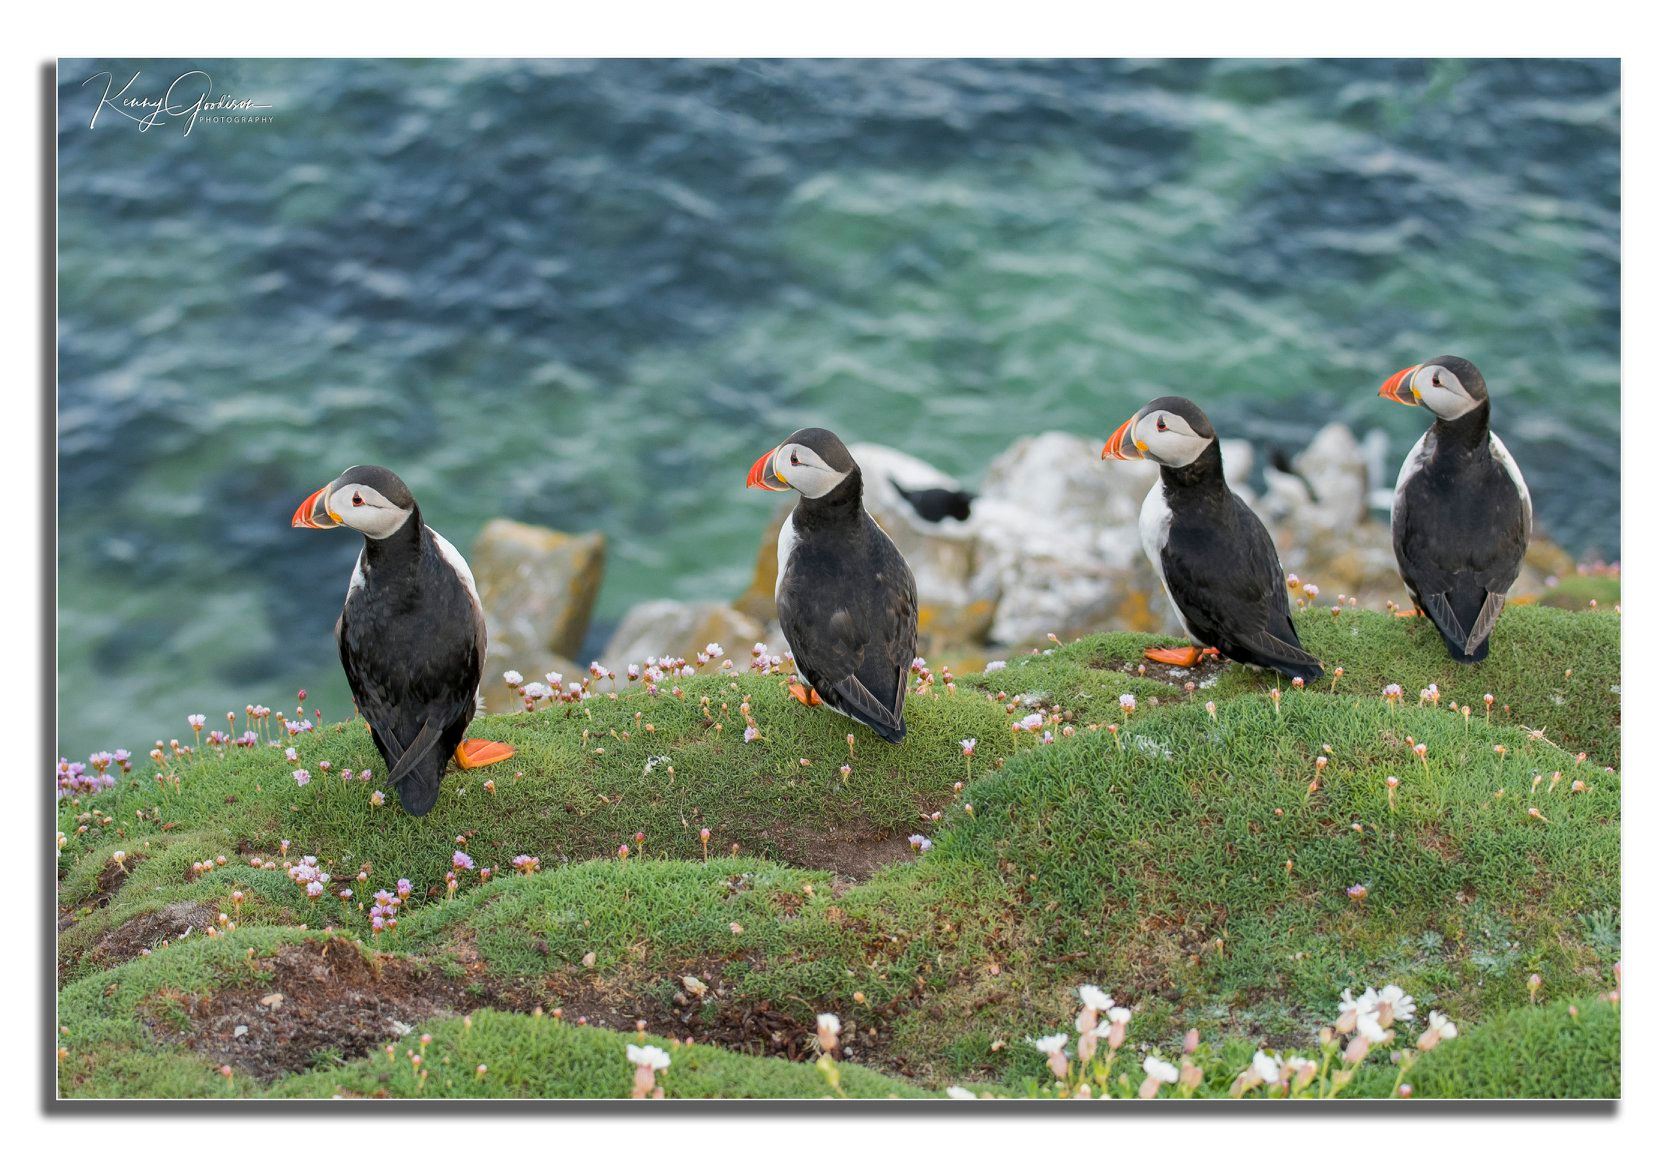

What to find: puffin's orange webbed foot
left=1393, top=609, right=1421, bottom=619
left=788, top=679, right=822, bottom=708
left=454, top=739, right=516, bottom=769
left=1144, top=646, right=1210, bottom=668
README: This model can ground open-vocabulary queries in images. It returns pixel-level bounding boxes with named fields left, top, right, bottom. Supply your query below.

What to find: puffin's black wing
left=338, top=610, right=403, bottom=767
left=1160, top=499, right=1323, bottom=684
left=1392, top=437, right=1530, bottom=663
left=780, top=522, right=918, bottom=743
left=337, top=547, right=484, bottom=814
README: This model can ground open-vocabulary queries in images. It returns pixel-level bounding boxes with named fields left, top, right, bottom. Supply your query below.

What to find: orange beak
left=746, top=447, right=791, bottom=492
left=1380, top=365, right=1422, bottom=406
left=291, top=485, right=339, bottom=529
left=1102, top=417, right=1143, bottom=461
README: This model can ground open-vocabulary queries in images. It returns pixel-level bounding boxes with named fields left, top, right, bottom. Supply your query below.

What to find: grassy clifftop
left=56, top=606, right=1620, bottom=1099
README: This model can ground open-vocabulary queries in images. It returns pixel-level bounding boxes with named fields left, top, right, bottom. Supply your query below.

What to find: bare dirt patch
left=560, top=983, right=816, bottom=1060
left=146, top=938, right=485, bottom=1081
left=88, top=857, right=139, bottom=907
left=761, top=820, right=920, bottom=884
left=83, top=900, right=218, bottom=970
left=528, top=953, right=899, bottom=1067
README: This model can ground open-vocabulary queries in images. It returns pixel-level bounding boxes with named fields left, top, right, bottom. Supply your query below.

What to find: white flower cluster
left=626, top=1043, right=671, bottom=1070
left=1335, top=983, right=1417, bottom=1044
left=1014, top=980, right=1461, bottom=1100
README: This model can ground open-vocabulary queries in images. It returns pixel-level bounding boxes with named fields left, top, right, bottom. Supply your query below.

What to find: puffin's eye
left=790, top=452, right=800, bottom=466
left=1156, top=417, right=1168, bottom=433
left=352, top=493, right=364, bottom=507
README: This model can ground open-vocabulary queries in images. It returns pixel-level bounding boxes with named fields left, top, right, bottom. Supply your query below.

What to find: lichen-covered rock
left=472, top=519, right=605, bottom=698
left=916, top=597, right=998, bottom=656
left=598, top=600, right=769, bottom=673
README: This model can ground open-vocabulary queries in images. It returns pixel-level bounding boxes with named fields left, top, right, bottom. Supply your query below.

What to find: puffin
left=292, top=465, right=513, bottom=815
left=1379, top=355, right=1531, bottom=662
left=1102, top=397, right=1323, bottom=684
left=891, top=479, right=974, bottom=523
left=747, top=428, right=919, bottom=743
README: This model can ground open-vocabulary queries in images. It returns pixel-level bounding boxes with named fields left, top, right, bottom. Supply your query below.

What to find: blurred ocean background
left=57, top=58, right=1620, bottom=758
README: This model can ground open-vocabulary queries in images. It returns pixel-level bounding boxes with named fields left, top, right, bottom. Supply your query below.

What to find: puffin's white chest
left=1395, top=431, right=1430, bottom=501
left=346, top=548, right=368, bottom=604
left=774, top=513, right=799, bottom=597
left=1139, top=481, right=1172, bottom=585
left=1139, top=480, right=1194, bottom=639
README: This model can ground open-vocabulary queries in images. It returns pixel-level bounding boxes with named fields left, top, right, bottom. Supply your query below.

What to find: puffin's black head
left=291, top=464, right=418, bottom=540
left=746, top=427, right=859, bottom=500
left=1101, top=396, right=1217, bottom=469
left=1379, top=355, right=1488, bottom=421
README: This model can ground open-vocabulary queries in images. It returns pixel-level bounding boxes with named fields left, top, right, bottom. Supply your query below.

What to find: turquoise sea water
left=57, top=58, right=1620, bottom=757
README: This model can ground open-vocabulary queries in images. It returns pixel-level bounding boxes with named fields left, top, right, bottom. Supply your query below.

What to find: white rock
left=1221, top=438, right=1255, bottom=489
left=1290, top=422, right=1368, bottom=534
left=1258, top=467, right=1313, bottom=528
left=597, top=600, right=768, bottom=673
left=1360, top=428, right=1391, bottom=501
left=852, top=443, right=969, bottom=503
left=968, top=432, right=1157, bottom=645
left=852, top=443, right=978, bottom=612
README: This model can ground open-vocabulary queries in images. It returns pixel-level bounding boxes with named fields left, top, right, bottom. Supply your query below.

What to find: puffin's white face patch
left=328, top=484, right=412, bottom=539
left=774, top=443, right=847, bottom=499
left=1412, top=365, right=1481, bottom=421
left=1135, top=409, right=1213, bottom=469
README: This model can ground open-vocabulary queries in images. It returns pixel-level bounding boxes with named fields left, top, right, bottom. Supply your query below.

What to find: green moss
left=56, top=606, right=1619, bottom=1098
left=1343, top=999, right=1621, bottom=1099
left=431, top=856, right=835, bottom=977
left=1537, top=575, right=1620, bottom=613
left=975, top=604, right=1620, bottom=765
left=270, top=1012, right=928, bottom=1099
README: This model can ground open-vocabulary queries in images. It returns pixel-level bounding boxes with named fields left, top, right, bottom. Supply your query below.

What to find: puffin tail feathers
left=1259, top=633, right=1325, bottom=686
left=395, top=770, right=442, bottom=816
left=825, top=672, right=909, bottom=745
left=868, top=718, right=909, bottom=744
left=1421, top=590, right=1496, bottom=664
left=386, top=718, right=446, bottom=815
left=1461, top=592, right=1506, bottom=659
